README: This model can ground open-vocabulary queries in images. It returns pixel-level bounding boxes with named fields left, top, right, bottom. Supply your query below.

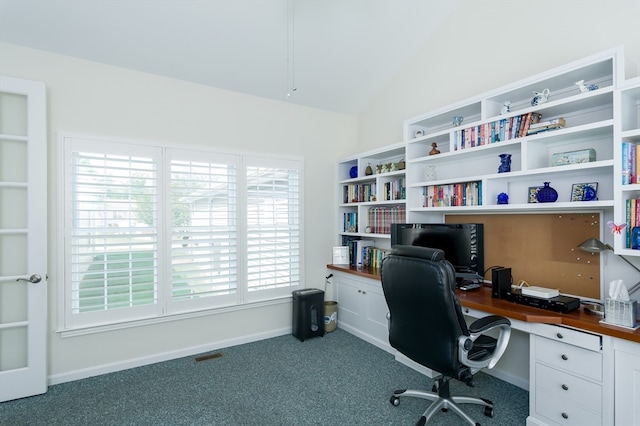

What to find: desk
left=327, top=264, right=640, bottom=344
left=455, top=286, right=640, bottom=344
left=327, top=264, right=640, bottom=426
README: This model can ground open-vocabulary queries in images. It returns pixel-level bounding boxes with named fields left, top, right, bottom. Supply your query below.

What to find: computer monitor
left=390, top=223, right=484, bottom=282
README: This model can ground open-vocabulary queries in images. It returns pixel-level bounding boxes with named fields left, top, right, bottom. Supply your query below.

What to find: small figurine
left=429, top=142, right=440, bottom=155
left=452, top=116, right=464, bottom=127
left=607, top=221, right=627, bottom=235
left=498, top=153, right=511, bottom=173
left=497, top=192, right=509, bottom=204
left=531, top=88, right=550, bottom=106
left=501, top=100, right=511, bottom=115
left=575, top=80, right=598, bottom=93
left=365, top=163, right=373, bottom=175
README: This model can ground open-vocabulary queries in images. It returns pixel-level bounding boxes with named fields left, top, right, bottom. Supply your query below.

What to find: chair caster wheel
left=390, top=395, right=400, bottom=406
left=484, top=406, right=494, bottom=418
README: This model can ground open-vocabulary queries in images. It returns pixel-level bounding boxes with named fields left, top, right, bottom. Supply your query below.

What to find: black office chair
left=381, top=245, right=511, bottom=426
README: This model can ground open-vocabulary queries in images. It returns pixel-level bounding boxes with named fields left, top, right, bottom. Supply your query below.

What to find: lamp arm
left=617, top=254, right=640, bottom=296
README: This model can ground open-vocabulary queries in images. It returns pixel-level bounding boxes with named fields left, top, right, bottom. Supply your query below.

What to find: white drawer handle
left=561, top=354, right=568, bottom=361
left=561, top=384, right=569, bottom=391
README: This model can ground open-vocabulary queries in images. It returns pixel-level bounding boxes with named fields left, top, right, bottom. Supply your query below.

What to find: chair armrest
left=468, top=315, right=510, bottom=334
left=458, top=315, right=511, bottom=373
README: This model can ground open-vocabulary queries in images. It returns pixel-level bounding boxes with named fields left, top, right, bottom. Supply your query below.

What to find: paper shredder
left=292, top=289, right=325, bottom=341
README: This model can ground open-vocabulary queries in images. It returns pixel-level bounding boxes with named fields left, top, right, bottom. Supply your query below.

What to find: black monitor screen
left=390, top=223, right=484, bottom=276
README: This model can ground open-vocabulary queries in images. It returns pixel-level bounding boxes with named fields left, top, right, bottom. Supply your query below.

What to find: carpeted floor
left=0, top=329, right=528, bottom=425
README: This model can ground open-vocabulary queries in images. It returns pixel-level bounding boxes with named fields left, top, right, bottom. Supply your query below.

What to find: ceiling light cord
left=286, top=0, right=297, bottom=98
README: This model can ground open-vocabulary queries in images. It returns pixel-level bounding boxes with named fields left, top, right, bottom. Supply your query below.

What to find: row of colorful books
left=360, top=246, right=390, bottom=269
left=453, top=113, right=542, bottom=150
left=343, top=212, right=358, bottom=233
left=366, top=205, right=406, bottom=234
left=622, top=141, right=640, bottom=185
left=421, top=181, right=482, bottom=208
left=625, top=198, right=640, bottom=249
left=381, top=178, right=406, bottom=201
left=343, top=182, right=376, bottom=203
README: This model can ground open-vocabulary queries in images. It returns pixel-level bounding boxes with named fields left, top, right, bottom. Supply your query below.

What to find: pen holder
left=603, top=298, right=638, bottom=328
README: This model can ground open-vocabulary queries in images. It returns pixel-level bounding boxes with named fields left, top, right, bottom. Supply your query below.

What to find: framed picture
left=571, top=182, right=598, bottom=201
left=528, top=186, right=543, bottom=203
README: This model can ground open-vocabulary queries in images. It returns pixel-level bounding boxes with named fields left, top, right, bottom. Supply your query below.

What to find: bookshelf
left=337, top=47, right=639, bottom=259
left=337, top=143, right=406, bottom=264
left=615, top=76, right=640, bottom=254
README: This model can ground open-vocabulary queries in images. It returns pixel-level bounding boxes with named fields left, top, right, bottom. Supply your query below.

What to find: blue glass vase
left=632, top=227, right=640, bottom=250
left=536, top=182, right=558, bottom=203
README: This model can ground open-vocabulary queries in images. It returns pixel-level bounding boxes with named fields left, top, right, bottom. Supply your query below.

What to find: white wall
left=356, top=0, right=640, bottom=289
left=358, top=0, right=640, bottom=152
left=0, top=42, right=357, bottom=381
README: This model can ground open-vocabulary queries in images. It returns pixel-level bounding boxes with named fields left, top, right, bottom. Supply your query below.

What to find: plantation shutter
left=66, top=138, right=160, bottom=325
left=168, top=150, right=238, bottom=308
left=245, top=158, right=301, bottom=298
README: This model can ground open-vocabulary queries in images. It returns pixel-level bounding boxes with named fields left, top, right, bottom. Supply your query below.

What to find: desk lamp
left=578, top=238, right=640, bottom=297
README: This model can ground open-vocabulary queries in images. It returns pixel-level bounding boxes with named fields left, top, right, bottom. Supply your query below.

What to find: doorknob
left=16, top=274, right=42, bottom=284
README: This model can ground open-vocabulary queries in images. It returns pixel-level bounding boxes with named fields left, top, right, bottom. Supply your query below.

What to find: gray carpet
left=0, top=329, right=528, bottom=425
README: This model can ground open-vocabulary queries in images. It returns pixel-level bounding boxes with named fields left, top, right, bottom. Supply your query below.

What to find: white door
left=0, top=76, right=47, bottom=401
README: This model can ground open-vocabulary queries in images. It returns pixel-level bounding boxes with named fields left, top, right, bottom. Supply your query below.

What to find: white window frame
left=57, top=133, right=303, bottom=333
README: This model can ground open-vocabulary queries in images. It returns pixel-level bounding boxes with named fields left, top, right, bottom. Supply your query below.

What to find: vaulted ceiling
left=0, top=0, right=461, bottom=114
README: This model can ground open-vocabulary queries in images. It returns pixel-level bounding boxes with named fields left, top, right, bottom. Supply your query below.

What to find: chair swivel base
left=389, top=378, right=494, bottom=426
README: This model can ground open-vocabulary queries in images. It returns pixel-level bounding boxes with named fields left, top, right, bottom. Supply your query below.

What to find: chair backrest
left=381, top=245, right=469, bottom=378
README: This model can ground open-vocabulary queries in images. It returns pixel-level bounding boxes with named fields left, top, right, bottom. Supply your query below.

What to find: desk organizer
left=602, top=298, right=639, bottom=328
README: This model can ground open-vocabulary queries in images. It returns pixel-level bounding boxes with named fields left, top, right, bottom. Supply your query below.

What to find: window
left=61, top=136, right=302, bottom=330
left=245, top=158, right=301, bottom=300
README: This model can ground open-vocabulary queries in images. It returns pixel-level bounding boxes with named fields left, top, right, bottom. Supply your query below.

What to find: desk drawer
left=535, top=336, right=602, bottom=381
left=536, top=364, right=602, bottom=413
left=536, top=389, right=602, bottom=426
left=530, top=323, right=601, bottom=351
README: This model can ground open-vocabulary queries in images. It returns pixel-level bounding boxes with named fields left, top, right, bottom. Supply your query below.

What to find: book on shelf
left=354, top=239, right=375, bottom=266
left=343, top=182, right=376, bottom=203
left=422, top=181, right=481, bottom=208
left=382, top=177, right=406, bottom=201
left=361, top=246, right=390, bottom=269
left=452, top=112, right=542, bottom=152
left=367, top=205, right=406, bottom=234
left=622, top=141, right=639, bottom=185
left=343, top=212, right=358, bottom=233
left=625, top=198, right=640, bottom=248
left=528, top=117, right=565, bottom=130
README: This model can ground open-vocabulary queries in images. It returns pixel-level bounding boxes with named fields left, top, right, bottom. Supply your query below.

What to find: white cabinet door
left=0, top=76, right=48, bottom=402
left=335, top=275, right=362, bottom=332
left=361, top=283, right=390, bottom=343
left=614, top=340, right=640, bottom=426
left=334, top=271, right=390, bottom=350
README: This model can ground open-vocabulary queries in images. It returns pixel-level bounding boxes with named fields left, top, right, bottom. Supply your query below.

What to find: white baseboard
left=335, top=324, right=393, bottom=354
left=48, top=327, right=291, bottom=386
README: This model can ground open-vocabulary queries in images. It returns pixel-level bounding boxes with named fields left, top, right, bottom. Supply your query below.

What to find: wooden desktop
left=327, top=263, right=639, bottom=344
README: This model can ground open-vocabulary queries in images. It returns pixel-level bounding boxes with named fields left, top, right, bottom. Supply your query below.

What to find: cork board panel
left=446, top=213, right=600, bottom=299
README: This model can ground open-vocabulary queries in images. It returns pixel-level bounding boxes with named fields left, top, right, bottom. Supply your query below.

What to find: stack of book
left=453, top=112, right=542, bottom=150
left=622, top=141, right=639, bottom=184
left=422, top=181, right=482, bottom=208
left=526, top=117, right=566, bottom=135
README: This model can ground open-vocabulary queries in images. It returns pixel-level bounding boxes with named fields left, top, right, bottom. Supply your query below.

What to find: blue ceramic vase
left=536, top=182, right=558, bottom=203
